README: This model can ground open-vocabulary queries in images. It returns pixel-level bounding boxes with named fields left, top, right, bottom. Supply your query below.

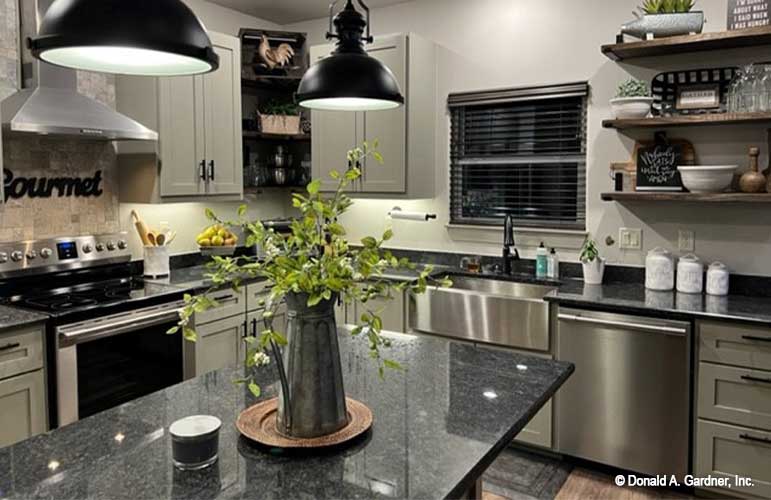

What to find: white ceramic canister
left=645, top=247, right=675, bottom=291
left=144, top=245, right=170, bottom=278
left=706, top=262, right=730, bottom=296
left=677, top=254, right=704, bottom=294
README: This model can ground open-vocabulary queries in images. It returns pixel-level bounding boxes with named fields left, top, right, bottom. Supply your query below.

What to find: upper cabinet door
left=158, top=74, right=206, bottom=197
left=310, top=44, right=359, bottom=192
left=203, top=33, right=243, bottom=196
left=360, top=35, right=407, bottom=193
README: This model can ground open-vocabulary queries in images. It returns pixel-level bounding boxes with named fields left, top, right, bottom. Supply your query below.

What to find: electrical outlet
left=678, top=230, right=695, bottom=252
left=619, top=228, right=642, bottom=250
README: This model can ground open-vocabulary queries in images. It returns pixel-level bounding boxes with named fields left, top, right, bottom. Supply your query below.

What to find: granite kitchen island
left=0, top=329, right=573, bottom=500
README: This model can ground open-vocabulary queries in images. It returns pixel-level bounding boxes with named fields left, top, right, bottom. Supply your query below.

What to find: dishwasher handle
left=558, top=313, right=687, bottom=336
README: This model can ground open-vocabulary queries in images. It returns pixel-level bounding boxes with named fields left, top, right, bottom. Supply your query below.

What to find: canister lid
left=170, top=415, right=221, bottom=440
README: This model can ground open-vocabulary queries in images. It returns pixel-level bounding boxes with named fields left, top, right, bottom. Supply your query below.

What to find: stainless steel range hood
left=1, top=0, right=158, bottom=141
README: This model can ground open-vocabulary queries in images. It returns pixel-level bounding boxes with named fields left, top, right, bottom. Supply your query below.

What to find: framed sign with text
left=728, top=0, right=770, bottom=30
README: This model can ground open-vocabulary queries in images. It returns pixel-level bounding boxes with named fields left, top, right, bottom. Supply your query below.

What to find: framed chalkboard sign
left=728, top=0, right=770, bottom=30
left=635, top=136, right=687, bottom=192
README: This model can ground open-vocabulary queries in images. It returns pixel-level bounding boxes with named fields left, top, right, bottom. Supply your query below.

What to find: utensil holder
left=144, top=246, right=170, bottom=278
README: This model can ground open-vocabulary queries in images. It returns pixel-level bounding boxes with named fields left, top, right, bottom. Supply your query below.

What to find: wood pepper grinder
left=740, top=147, right=766, bottom=193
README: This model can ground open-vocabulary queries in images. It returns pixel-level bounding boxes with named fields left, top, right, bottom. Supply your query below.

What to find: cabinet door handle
left=208, top=160, right=215, bottom=181
left=199, top=160, right=206, bottom=180
left=740, top=433, right=771, bottom=445
left=741, top=375, right=771, bottom=384
left=0, top=342, right=20, bottom=352
left=241, top=320, right=248, bottom=339
left=742, top=335, right=771, bottom=343
left=251, top=318, right=258, bottom=338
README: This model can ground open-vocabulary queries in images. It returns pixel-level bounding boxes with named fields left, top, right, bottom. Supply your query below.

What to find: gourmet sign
left=3, top=168, right=104, bottom=201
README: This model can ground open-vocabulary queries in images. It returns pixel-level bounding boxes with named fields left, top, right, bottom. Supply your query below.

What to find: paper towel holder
left=388, top=207, right=437, bottom=221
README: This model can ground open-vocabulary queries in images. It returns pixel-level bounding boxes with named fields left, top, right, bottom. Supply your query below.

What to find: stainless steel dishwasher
left=555, top=307, right=691, bottom=478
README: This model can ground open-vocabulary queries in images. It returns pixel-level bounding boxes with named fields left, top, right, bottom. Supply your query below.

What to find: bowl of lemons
left=197, top=224, right=239, bottom=256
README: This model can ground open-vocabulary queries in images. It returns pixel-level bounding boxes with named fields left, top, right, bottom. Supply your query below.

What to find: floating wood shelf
left=603, top=112, right=771, bottom=130
left=243, top=131, right=310, bottom=141
left=602, top=192, right=771, bottom=203
left=601, top=26, right=771, bottom=61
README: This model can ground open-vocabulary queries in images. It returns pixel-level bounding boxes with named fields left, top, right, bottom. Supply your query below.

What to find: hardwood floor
left=484, top=467, right=695, bottom=500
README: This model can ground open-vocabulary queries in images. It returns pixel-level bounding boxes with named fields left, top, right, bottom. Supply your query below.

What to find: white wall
left=119, top=1, right=291, bottom=259
left=286, top=0, right=771, bottom=276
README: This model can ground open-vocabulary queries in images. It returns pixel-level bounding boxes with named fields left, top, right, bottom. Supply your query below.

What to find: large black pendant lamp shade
left=29, top=0, right=219, bottom=76
left=296, top=0, right=404, bottom=111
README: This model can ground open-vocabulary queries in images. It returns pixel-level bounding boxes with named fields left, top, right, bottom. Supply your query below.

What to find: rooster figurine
left=258, top=35, right=295, bottom=70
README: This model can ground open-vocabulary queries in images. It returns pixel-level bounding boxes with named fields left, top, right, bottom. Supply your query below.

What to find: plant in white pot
left=610, top=78, right=654, bottom=119
left=580, top=237, right=605, bottom=285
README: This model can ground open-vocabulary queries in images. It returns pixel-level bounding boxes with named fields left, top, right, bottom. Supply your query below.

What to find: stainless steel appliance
left=409, top=275, right=555, bottom=350
left=1, top=0, right=157, bottom=140
left=0, top=233, right=191, bottom=427
left=555, top=308, right=691, bottom=478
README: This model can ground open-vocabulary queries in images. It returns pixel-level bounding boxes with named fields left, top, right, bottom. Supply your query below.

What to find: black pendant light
left=296, top=0, right=404, bottom=111
left=29, top=0, right=219, bottom=76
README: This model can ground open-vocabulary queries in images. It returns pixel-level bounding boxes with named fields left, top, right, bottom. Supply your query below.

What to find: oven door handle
left=59, top=305, right=183, bottom=347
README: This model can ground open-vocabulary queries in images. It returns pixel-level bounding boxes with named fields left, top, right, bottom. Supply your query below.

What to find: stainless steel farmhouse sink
left=409, top=274, right=556, bottom=350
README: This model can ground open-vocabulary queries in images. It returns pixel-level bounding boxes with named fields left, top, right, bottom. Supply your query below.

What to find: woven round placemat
left=236, top=397, right=373, bottom=449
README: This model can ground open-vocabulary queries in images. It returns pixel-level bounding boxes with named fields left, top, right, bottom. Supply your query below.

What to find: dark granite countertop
left=0, top=304, right=48, bottom=330
left=547, top=279, right=771, bottom=326
left=0, top=328, right=573, bottom=500
left=146, top=265, right=267, bottom=294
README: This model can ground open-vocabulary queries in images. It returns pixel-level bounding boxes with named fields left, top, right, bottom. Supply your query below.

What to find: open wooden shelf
left=602, top=25, right=771, bottom=61
left=603, top=112, right=771, bottom=130
left=243, top=131, right=310, bottom=141
left=602, top=192, right=771, bottom=203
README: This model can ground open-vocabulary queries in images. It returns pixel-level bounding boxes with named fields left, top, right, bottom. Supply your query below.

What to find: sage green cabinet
left=194, top=315, right=244, bottom=377
left=0, top=324, right=47, bottom=447
left=0, top=369, right=46, bottom=447
left=310, top=33, right=436, bottom=198
left=117, top=31, right=243, bottom=202
left=347, top=290, right=407, bottom=333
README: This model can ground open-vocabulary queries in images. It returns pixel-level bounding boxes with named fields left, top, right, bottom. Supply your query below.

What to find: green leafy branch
left=172, top=141, right=451, bottom=397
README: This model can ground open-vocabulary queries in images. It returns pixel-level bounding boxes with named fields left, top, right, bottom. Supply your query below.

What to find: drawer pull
left=0, top=342, right=20, bottom=352
left=741, top=375, right=771, bottom=384
left=740, top=433, right=771, bottom=445
left=742, top=335, right=771, bottom=343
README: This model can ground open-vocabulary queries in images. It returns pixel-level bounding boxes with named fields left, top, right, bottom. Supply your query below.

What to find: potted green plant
left=259, top=100, right=302, bottom=135
left=580, top=237, right=605, bottom=285
left=172, top=142, right=451, bottom=440
left=621, top=0, right=704, bottom=39
left=610, top=78, right=653, bottom=119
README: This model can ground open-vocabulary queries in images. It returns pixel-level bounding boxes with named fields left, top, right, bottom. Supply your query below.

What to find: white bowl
left=677, top=166, right=737, bottom=193
left=609, top=97, right=654, bottom=119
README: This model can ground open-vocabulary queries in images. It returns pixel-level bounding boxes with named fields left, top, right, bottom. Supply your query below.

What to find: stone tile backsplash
left=0, top=0, right=121, bottom=242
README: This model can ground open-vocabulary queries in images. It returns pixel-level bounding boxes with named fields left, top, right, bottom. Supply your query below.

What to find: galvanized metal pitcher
left=270, top=292, right=348, bottom=438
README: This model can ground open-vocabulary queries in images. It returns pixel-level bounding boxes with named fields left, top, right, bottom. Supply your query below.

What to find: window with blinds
left=449, top=82, right=588, bottom=230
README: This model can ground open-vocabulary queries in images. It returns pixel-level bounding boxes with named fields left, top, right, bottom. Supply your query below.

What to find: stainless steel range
left=0, top=233, right=192, bottom=428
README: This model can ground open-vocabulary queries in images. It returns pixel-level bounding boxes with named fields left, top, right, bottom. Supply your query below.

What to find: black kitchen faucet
left=502, top=215, right=520, bottom=275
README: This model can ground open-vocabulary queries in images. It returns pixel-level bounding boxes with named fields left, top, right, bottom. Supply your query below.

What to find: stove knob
left=95, top=243, right=105, bottom=252
left=106, top=241, right=117, bottom=251
left=40, top=248, right=53, bottom=259
left=0, top=252, right=7, bottom=264
left=117, top=239, right=128, bottom=250
left=82, top=244, right=93, bottom=254
left=10, top=251, right=23, bottom=262
left=26, top=250, right=37, bottom=260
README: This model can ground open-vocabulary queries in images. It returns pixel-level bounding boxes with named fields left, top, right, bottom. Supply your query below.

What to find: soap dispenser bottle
left=536, top=242, right=548, bottom=278
left=547, top=248, right=560, bottom=279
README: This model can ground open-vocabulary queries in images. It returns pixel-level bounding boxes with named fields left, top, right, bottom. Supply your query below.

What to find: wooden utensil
left=165, top=231, right=177, bottom=246
left=155, top=233, right=166, bottom=246
left=739, top=147, right=766, bottom=193
left=131, top=210, right=152, bottom=246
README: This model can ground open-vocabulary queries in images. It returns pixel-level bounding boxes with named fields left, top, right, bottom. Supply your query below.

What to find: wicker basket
left=259, top=114, right=301, bottom=135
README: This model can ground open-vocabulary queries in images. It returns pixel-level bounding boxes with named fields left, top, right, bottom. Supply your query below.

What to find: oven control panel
left=0, top=233, right=131, bottom=277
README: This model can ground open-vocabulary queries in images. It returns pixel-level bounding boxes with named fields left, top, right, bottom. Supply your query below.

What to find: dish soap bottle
left=547, top=247, right=560, bottom=279
left=536, top=242, right=548, bottom=279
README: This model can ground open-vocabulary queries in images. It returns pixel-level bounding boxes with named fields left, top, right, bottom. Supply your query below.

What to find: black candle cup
left=169, top=415, right=221, bottom=471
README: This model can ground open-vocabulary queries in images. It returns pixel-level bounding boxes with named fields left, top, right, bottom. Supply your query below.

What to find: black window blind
left=449, top=82, right=588, bottom=230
